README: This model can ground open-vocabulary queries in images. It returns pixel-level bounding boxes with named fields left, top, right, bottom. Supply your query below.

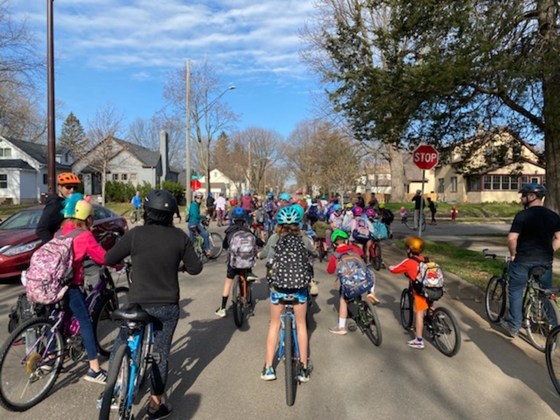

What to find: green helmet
left=331, top=229, right=349, bottom=243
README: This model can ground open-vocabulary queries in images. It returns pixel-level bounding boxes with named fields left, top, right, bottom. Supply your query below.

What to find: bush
left=104, top=181, right=184, bottom=205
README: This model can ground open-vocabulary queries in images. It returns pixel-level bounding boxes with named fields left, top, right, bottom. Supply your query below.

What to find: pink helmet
left=352, top=207, right=363, bottom=216
left=400, top=206, right=405, bottom=212
left=365, top=207, right=375, bottom=218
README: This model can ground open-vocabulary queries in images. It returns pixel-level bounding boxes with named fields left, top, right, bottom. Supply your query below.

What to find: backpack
left=8, top=293, right=47, bottom=333
left=263, top=200, right=275, bottom=215
left=371, top=220, right=389, bottom=240
left=229, top=230, right=257, bottom=269
left=307, top=205, right=319, bottom=220
left=24, top=229, right=84, bottom=305
left=335, top=251, right=374, bottom=299
left=381, top=209, right=394, bottom=225
left=267, top=233, right=311, bottom=289
left=255, top=208, right=265, bottom=224
left=352, top=217, right=370, bottom=241
left=412, top=257, right=444, bottom=301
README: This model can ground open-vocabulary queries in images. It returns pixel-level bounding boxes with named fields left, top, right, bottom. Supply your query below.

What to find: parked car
left=0, top=204, right=128, bottom=279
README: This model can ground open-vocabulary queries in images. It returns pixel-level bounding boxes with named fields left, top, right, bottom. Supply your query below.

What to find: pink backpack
left=25, top=229, right=83, bottom=305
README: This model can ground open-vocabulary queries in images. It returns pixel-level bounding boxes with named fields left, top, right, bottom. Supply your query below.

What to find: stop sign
left=413, top=145, right=439, bottom=170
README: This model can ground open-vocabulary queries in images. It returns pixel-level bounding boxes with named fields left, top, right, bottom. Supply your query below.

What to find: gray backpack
left=229, top=230, right=256, bottom=269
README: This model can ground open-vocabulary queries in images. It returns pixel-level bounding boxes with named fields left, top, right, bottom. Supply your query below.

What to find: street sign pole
left=412, top=144, right=439, bottom=238
left=419, top=169, right=425, bottom=237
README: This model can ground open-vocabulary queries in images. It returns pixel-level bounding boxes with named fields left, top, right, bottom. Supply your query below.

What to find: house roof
left=0, top=159, right=35, bottom=170
left=113, top=138, right=161, bottom=168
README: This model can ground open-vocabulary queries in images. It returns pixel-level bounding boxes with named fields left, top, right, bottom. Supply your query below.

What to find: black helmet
left=143, top=190, right=177, bottom=224
left=518, top=183, right=547, bottom=199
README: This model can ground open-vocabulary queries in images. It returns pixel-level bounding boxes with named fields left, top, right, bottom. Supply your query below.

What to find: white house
left=0, top=136, right=72, bottom=204
left=196, top=168, right=245, bottom=198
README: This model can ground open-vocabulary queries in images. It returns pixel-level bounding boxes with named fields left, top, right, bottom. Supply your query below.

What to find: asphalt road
left=0, top=221, right=559, bottom=419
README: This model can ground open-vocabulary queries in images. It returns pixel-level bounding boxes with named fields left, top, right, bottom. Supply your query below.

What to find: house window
left=0, top=148, right=12, bottom=158
left=121, top=173, right=128, bottom=181
left=437, top=178, right=444, bottom=193
left=43, top=174, right=48, bottom=185
left=467, top=176, right=481, bottom=192
left=483, top=175, right=520, bottom=190
left=492, top=176, right=501, bottom=190
left=130, top=173, right=137, bottom=183
left=112, top=174, right=119, bottom=181
left=0, top=174, right=7, bottom=188
left=451, top=177, right=457, bottom=193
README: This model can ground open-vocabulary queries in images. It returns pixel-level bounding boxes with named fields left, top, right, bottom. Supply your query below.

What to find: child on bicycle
left=59, top=193, right=109, bottom=383
left=258, top=205, right=317, bottom=382
left=215, top=207, right=264, bottom=318
left=104, top=190, right=202, bottom=419
left=388, top=236, right=427, bottom=349
left=327, top=229, right=378, bottom=335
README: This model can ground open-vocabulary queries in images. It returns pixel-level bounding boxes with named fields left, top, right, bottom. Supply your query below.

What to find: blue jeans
left=66, top=287, right=98, bottom=360
left=188, top=222, right=210, bottom=251
left=506, top=260, right=552, bottom=331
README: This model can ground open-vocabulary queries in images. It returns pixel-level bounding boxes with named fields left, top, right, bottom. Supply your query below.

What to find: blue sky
left=11, top=0, right=321, bottom=138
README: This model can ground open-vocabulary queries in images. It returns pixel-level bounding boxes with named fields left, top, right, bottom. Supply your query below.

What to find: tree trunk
left=388, top=144, right=406, bottom=202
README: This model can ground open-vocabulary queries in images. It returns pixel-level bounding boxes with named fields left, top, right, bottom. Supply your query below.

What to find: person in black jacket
left=206, top=192, right=216, bottom=221
left=104, top=189, right=202, bottom=420
left=36, top=172, right=81, bottom=244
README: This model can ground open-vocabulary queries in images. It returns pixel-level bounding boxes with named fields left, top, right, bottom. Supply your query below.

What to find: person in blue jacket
left=188, top=191, right=211, bottom=255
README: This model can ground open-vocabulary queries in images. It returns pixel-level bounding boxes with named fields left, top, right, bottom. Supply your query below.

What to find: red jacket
left=327, top=243, right=364, bottom=274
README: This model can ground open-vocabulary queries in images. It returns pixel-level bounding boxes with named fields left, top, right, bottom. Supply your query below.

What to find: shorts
left=270, top=288, right=308, bottom=305
left=412, top=290, right=429, bottom=312
left=227, top=264, right=252, bottom=279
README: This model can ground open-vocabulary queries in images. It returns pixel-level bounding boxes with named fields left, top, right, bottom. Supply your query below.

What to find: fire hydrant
left=451, top=205, right=458, bottom=221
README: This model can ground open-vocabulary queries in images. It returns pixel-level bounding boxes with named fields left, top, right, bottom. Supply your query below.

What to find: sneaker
left=366, top=293, right=380, bottom=305
left=499, top=320, right=518, bottom=338
left=84, top=368, right=108, bottom=384
left=298, top=367, right=310, bottom=383
left=309, top=280, right=319, bottom=297
left=260, top=365, right=276, bottom=381
left=215, top=307, right=227, bottom=318
left=407, top=338, right=425, bottom=349
left=246, top=271, right=259, bottom=282
left=96, top=391, right=119, bottom=411
left=147, top=403, right=172, bottom=420
left=329, top=327, right=348, bottom=336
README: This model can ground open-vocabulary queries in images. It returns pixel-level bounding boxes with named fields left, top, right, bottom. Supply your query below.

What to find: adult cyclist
left=188, top=191, right=211, bottom=256
left=500, top=183, right=560, bottom=338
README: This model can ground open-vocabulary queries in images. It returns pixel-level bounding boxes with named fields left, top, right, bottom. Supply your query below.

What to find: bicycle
left=346, top=294, right=382, bottom=346
left=545, top=324, right=560, bottom=395
left=232, top=269, right=254, bottom=328
left=189, top=217, right=223, bottom=263
left=130, top=207, right=142, bottom=224
left=400, top=283, right=461, bottom=357
left=276, top=293, right=307, bottom=407
left=401, top=212, right=426, bottom=232
left=98, top=303, right=154, bottom=420
left=483, top=249, right=560, bottom=351
left=367, top=239, right=383, bottom=271
left=314, top=237, right=328, bottom=262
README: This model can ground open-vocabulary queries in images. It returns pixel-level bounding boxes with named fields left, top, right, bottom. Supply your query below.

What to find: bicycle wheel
left=400, top=289, right=413, bottom=330
left=360, top=300, right=382, bottom=346
left=545, top=325, right=560, bottom=395
left=133, top=326, right=151, bottom=401
left=208, top=232, right=223, bottom=259
left=284, top=316, right=297, bottom=407
left=0, top=318, right=63, bottom=411
left=372, top=242, right=382, bottom=271
left=484, top=276, right=506, bottom=322
left=93, top=287, right=130, bottom=356
left=525, top=294, right=560, bottom=352
left=99, top=344, right=131, bottom=420
left=232, top=276, right=245, bottom=328
left=317, top=242, right=326, bottom=262
left=431, top=307, right=461, bottom=357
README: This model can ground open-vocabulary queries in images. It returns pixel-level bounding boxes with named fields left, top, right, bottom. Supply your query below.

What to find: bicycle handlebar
left=482, top=248, right=510, bottom=262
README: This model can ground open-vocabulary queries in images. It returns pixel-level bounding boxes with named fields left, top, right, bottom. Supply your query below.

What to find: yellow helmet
left=379, top=202, right=385, bottom=209
left=63, top=193, right=93, bottom=220
left=345, top=202, right=353, bottom=209
left=404, top=236, right=425, bottom=255
left=74, top=199, right=93, bottom=221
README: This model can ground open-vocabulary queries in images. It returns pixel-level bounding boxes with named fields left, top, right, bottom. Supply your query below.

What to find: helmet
left=279, top=192, right=291, bottom=202
left=63, top=193, right=92, bottom=220
left=404, top=236, right=425, bottom=255
left=400, top=206, right=405, bottom=212
left=194, top=191, right=204, bottom=198
left=208, top=192, right=212, bottom=197
left=345, top=202, right=353, bottom=209
left=365, top=208, right=375, bottom=218
left=519, top=183, right=547, bottom=199
left=232, top=207, right=246, bottom=221
left=276, top=204, right=304, bottom=225
left=331, top=229, right=349, bottom=243
left=267, top=192, right=274, bottom=200
left=244, top=190, right=251, bottom=196
left=379, top=203, right=385, bottom=209
left=333, top=204, right=342, bottom=212
left=416, top=189, right=422, bottom=194
left=352, top=207, right=363, bottom=216
left=57, top=172, right=80, bottom=186
left=144, top=190, right=178, bottom=213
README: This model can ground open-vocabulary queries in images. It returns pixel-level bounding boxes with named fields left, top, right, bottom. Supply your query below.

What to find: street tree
left=59, top=112, right=87, bottom=154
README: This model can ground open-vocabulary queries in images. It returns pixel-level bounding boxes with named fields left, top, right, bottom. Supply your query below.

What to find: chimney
left=159, top=130, right=169, bottom=186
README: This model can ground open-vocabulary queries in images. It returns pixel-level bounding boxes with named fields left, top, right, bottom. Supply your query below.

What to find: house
left=0, top=136, right=72, bottom=204
left=433, top=127, right=544, bottom=203
left=179, top=168, right=245, bottom=199
left=72, top=134, right=179, bottom=196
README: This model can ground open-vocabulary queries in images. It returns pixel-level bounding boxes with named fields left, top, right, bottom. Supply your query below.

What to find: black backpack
left=267, top=233, right=311, bottom=290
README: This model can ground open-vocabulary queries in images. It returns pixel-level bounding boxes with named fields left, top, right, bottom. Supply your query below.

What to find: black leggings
left=111, top=304, right=179, bottom=396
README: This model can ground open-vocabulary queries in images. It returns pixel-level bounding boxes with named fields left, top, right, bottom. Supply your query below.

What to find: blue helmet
left=267, top=192, right=274, bottom=200
left=333, top=204, right=342, bottom=211
left=279, top=192, right=291, bottom=202
left=276, top=204, right=304, bottom=225
left=232, top=207, right=246, bottom=221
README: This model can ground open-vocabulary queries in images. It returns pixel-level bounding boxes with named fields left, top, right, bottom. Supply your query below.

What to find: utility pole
left=185, top=60, right=192, bottom=209
left=47, top=0, right=56, bottom=193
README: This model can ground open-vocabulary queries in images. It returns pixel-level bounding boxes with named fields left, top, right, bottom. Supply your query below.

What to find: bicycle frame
left=277, top=306, right=300, bottom=363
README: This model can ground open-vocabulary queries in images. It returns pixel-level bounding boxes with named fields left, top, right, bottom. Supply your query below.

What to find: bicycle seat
left=278, top=295, right=298, bottom=304
left=529, top=266, right=547, bottom=278
left=112, top=303, right=150, bottom=323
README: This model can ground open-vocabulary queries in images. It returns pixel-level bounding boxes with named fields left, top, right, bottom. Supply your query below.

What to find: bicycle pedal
left=150, top=352, right=161, bottom=364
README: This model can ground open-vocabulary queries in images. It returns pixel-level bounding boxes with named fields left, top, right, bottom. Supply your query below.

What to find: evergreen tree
left=59, top=112, right=88, bottom=153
